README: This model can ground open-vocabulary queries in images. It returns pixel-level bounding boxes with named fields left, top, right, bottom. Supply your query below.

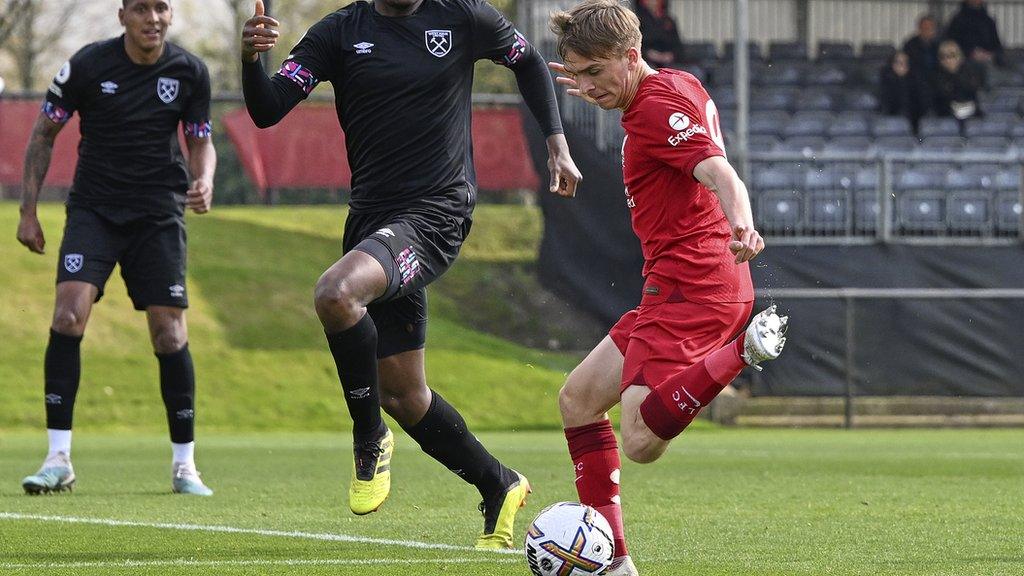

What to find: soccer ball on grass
left=523, top=502, right=615, bottom=576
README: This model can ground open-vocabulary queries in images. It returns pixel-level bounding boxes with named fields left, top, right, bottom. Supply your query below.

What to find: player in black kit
left=16, top=0, right=216, bottom=496
left=240, top=0, right=579, bottom=547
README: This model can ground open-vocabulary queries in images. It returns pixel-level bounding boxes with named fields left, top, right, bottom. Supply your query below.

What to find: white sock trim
left=47, top=429, right=72, bottom=458
left=172, top=442, right=195, bottom=466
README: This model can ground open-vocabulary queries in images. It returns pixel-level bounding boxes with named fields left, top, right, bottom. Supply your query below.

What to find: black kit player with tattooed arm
left=239, top=0, right=580, bottom=548
left=16, top=0, right=216, bottom=496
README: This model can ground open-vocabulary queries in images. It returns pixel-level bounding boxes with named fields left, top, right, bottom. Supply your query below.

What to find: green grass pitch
left=2, top=429, right=1023, bottom=575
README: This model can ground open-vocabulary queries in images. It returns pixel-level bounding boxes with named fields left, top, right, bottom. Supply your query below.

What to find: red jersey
left=620, top=68, right=753, bottom=303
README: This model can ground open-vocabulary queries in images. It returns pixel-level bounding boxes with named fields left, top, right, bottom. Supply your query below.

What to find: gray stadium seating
left=807, top=190, right=848, bottom=233
left=751, top=88, right=796, bottom=111
left=825, top=136, right=874, bottom=154
left=918, top=117, right=961, bottom=138
left=963, top=115, right=1015, bottom=138
left=896, top=167, right=947, bottom=190
left=758, top=189, right=805, bottom=233
left=873, top=136, right=918, bottom=153
left=749, top=111, right=790, bottom=136
left=828, top=113, right=871, bottom=137
left=855, top=190, right=882, bottom=232
left=898, top=191, right=946, bottom=233
left=779, top=136, right=827, bottom=153
left=872, top=116, right=913, bottom=138
left=753, top=167, right=799, bottom=191
left=859, top=42, right=896, bottom=62
left=807, top=63, right=847, bottom=86
left=723, top=41, right=762, bottom=61
left=995, top=190, right=1023, bottom=234
left=769, top=41, right=808, bottom=61
left=759, top=62, right=804, bottom=86
left=843, top=90, right=879, bottom=111
left=948, top=191, right=993, bottom=234
left=682, top=41, right=718, bottom=62
left=817, top=42, right=856, bottom=61
left=794, top=89, right=835, bottom=112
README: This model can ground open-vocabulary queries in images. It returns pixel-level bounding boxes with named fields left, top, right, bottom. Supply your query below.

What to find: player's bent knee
left=558, top=381, right=601, bottom=425
left=51, top=307, right=86, bottom=336
left=313, top=275, right=361, bottom=321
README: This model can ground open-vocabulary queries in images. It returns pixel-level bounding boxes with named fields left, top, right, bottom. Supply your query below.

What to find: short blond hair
left=549, top=0, right=642, bottom=60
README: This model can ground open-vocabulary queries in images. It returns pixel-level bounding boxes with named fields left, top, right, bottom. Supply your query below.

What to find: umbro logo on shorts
left=169, top=284, right=185, bottom=298
left=64, top=254, right=83, bottom=273
left=375, top=228, right=396, bottom=238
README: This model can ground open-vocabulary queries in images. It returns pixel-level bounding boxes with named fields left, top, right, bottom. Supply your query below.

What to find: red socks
left=565, top=420, right=628, bottom=557
left=639, top=334, right=747, bottom=440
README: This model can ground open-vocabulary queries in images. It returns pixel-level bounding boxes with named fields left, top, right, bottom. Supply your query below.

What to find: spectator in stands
left=635, top=0, right=685, bottom=67
left=902, top=14, right=941, bottom=75
left=946, top=0, right=1003, bottom=66
left=880, top=51, right=927, bottom=129
left=932, top=40, right=985, bottom=119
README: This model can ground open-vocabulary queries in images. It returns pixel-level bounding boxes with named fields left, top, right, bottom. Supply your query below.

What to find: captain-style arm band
left=242, top=59, right=308, bottom=128
left=508, top=44, right=563, bottom=137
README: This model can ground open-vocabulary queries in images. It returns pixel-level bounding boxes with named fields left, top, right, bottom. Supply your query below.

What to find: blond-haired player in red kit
left=548, top=1, right=788, bottom=573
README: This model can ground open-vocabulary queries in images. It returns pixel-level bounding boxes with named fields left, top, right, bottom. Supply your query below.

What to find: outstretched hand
left=241, top=0, right=280, bottom=63
left=547, top=62, right=598, bottom=106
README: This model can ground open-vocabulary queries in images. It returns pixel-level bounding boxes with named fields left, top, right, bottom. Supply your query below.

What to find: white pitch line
left=0, top=512, right=521, bottom=556
left=0, top=558, right=518, bottom=570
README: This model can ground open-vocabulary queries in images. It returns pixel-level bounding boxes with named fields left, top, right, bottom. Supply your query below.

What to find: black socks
left=326, top=314, right=385, bottom=440
left=44, top=329, right=83, bottom=430
left=157, top=344, right=196, bottom=444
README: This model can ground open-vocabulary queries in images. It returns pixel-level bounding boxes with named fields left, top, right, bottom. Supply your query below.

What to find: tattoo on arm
left=21, top=117, right=62, bottom=212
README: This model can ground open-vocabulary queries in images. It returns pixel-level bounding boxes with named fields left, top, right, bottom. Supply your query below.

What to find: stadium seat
left=752, top=167, right=799, bottom=191
left=710, top=86, right=736, bottom=109
left=992, top=70, right=1024, bottom=88
left=759, top=62, right=804, bottom=86
left=682, top=41, right=718, bottom=62
left=779, top=136, right=827, bottom=154
left=751, top=88, right=796, bottom=111
left=805, top=166, right=857, bottom=190
left=843, top=90, right=879, bottom=112
left=963, top=116, right=1013, bottom=138
left=824, top=136, right=873, bottom=154
left=679, top=64, right=708, bottom=84
left=918, top=117, right=961, bottom=138
left=723, top=41, right=763, bottom=61
left=916, top=136, right=967, bottom=156
left=747, top=135, right=780, bottom=152
left=794, top=89, right=835, bottom=112
left=947, top=191, right=992, bottom=234
left=806, top=63, right=847, bottom=86
left=806, top=189, right=849, bottom=233
left=757, top=189, right=804, bottom=234
left=872, top=116, right=913, bottom=138
left=855, top=62, right=883, bottom=87
left=817, top=42, right=855, bottom=61
left=895, top=167, right=947, bottom=190
left=897, top=190, right=946, bottom=233
left=854, top=190, right=882, bottom=232
left=718, top=113, right=737, bottom=134
left=749, top=111, right=790, bottom=136
left=855, top=167, right=880, bottom=191
left=947, top=169, right=996, bottom=191
left=963, top=136, right=1011, bottom=156
left=995, top=190, right=1023, bottom=234
left=828, top=113, right=871, bottom=138
left=769, top=41, right=808, bottom=61
left=782, top=112, right=831, bottom=138
left=873, top=136, right=918, bottom=153
left=996, top=169, right=1021, bottom=190
left=859, top=42, right=896, bottom=62
left=980, top=89, right=1021, bottom=113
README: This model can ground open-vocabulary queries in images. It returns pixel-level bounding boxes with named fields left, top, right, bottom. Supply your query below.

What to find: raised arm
left=693, top=155, right=763, bottom=264
left=240, top=0, right=305, bottom=127
left=17, top=114, right=66, bottom=254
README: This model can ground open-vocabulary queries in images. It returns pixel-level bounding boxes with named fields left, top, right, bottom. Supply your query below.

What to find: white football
left=524, top=502, right=615, bottom=576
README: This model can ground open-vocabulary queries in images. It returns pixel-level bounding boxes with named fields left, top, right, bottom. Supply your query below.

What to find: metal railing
left=756, top=287, right=1024, bottom=428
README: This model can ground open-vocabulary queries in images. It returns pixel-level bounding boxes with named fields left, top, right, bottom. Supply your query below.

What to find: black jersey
left=43, top=37, right=211, bottom=215
left=280, top=0, right=531, bottom=213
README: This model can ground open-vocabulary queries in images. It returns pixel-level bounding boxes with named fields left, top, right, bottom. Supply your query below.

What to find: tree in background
left=0, top=0, right=31, bottom=49
left=2, top=0, right=72, bottom=90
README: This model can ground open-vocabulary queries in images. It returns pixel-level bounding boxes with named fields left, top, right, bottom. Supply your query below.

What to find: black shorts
left=343, top=189, right=474, bottom=358
left=56, top=204, right=188, bottom=311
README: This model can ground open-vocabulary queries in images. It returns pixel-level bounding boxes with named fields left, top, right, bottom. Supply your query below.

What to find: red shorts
left=609, top=295, right=753, bottom=394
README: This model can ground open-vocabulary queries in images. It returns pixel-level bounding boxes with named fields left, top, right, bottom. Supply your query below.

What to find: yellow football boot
left=349, top=427, right=394, bottom=515
left=474, top=470, right=532, bottom=549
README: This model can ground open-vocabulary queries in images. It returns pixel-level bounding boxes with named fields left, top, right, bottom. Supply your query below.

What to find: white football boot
left=741, top=305, right=788, bottom=370
left=172, top=462, right=214, bottom=496
left=22, top=452, right=75, bottom=495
